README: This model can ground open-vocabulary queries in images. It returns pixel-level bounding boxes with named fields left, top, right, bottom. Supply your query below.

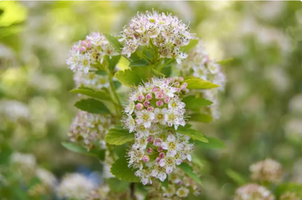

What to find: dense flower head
left=66, top=32, right=119, bottom=73
left=28, top=168, right=57, bottom=197
left=56, top=173, right=96, bottom=200
left=176, top=41, right=226, bottom=119
left=280, top=192, right=301, bottom=200
left=124, top=77, right=193, bottom=184
left=147, top=167, right=201, bottom=200
left=74, top=71, right=110, bottom=90
left=11, top=152, right=37, bottom=177
left=235, top=184, right=275, bottom=200
left=68, top=111, right=112, bottom=151
left=249, top=158, right=282, bottom=183
left=124, top=77, right=188, bottom=132
left=119, top=10, right=194, bottom=64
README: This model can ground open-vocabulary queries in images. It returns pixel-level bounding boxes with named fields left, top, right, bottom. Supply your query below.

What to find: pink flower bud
left=174, top=82, right=180, bottom=87
left=156, top=100, right=164, bottom=107
left=152, top=86, right=159, bottom=92
left=179, top=77, right=184, bottom=82
left=164, top=97, right=170, bottom=104
left=181, top=84, right=187, bottom=90
left=146, top=93, right=152, bottom=100
left=156, top=157, right=161, bottom=162
left=147, top=147, right=153, bottom=153
left=73, top=46, right=79, bottom=51
left=136, top=103, right=143, bottom=110
left=155, top=91, right=165, bottom=99
left=143, top=155, right=150, bottom=162
left=86, top=42, right=92, bottom=48
left=159, top=152, right=165, bottom=158
left=147, top=106, right=154, bottom=111
left=137, top=94, right=145, bottom=102
left=153, top=138, right=162, bottom=146
left=79, top=46, right=86, bottom=53
left=147, top=136, right=154, bottom=143
left=143, top=101, right=150, bottom=107
left=81, top=41, right=87, bottom=46
left=157, top=147, right=163, bottom=152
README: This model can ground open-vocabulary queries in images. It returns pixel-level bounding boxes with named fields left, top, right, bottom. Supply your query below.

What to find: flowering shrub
left=60, top=10, right=228, bottom=199
left=232, top=159, right=302, bottom=200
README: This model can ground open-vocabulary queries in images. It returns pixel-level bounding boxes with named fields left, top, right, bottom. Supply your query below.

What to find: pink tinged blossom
left=152, top=86, right=159, bottom=92
left=166, top=166, right=173, bottom=174
left=174, top=82, right=180, bottom=87
left=158, top=172, right=167, bottom=182
left=156, top=100, right=164, bottom=107
left=153, top=138, right=162, bottom=146
left=155, top=91, right=165, bottom=99
left=147, top=106, right=154, bottom=111
left=136, top=103, right=143, bottom=110
left=156, top=157, right=161, bottom=162
left=147, top=148, right=153, bottom=153
left=175, top=159, right=182, bottom=165
left=151, top=170, right=158, bottom=177
left=137, top=94, right=145, bottom=102
left=143, top=155, right=150, bottom=162
left=164, top=97, right=170, bottom=104
left=159, top=159, right=166, bottom=167
left=143, top=101, right=150, bottom=107
left=146, top=93, right=152, bottom=100
left=157, top=147, right=163, bottom=152
left=179, top=77, right=184, bottom=82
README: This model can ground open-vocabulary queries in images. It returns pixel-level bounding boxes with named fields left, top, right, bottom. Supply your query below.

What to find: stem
left=158, top=58, right=174, bottom=71
left=130, top=183, right=136, bottom=200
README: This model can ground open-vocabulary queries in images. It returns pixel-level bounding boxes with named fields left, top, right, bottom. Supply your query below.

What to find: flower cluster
left=28, top=168, right=57, bottom=197
left=176, top=41, right=226, bottom=119
left=74, top=71, right=110, bottom=90
left=56, top=173, right=96, bottom=200
left=68, top=111, right=112, bottom=150
left=124, top=77, right=193, bottom=184
left=249, top=158, right=282, bottom=183
left=147, top=167, right=201, bottom=200
left=280, top=192, right=301, bottom=200
left=66, top=32, right=119, bottom=73
left=119, top=10, right=194, bottom=64
left=88, top=185, right=132, bottom=200
left=11, top=152, right=37, bottom=178
left=234, top=184, right=275, bottom=200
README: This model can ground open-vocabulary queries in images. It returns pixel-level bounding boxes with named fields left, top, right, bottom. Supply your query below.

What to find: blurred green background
left=1, top=1, right=302, bottom=200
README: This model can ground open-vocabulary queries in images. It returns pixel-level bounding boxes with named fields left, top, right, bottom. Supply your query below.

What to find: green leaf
left=217, top=58, right=233, bottom=66
left=195, top=137, right=226, bottom=149
left=177, top=126, right=208, bottom=143
left=74, top=98, right=110, bottom=114
left=180, top=39, right=199, bottom=53
left=111, top=157, right=140, bottom=182
left=107, top=178, right=129, bottom=193
left=106, top=55, right=121, bottom=71
left=129, top=59, right=149, bottom=67
left=185, top=77, right=219, bottom=89
left=114, top=69, right=142, bottom=87
left=105, top=126, right=134, bottom=145
left=70, top=87, right=111, bottom=101
left=189, top=113, right=213, bottom=123
left=178, top=162, right=202, bottom=185
left=161, top=176, right=169, bottom=189
left=151, top=69, right=165, bottom=77
left=62, top=142, right=104, bottom=159
left=183, top=95, right=212, bottom=109
left=103, top=33, right=122, bottom=53
left=113, top=80, right=122, bottom=90
left=95, top=70, right=107, bottom=76
left=226, top=169, right=247, bottom=185
left=275, top=183, right=302, bottom=198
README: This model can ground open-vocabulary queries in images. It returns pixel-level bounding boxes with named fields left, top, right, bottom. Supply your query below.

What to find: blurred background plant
left=0, top=1, right=302, bottom=200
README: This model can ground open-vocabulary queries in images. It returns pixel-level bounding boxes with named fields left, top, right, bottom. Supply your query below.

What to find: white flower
left=176, top=187, right=189, bottom=197
left=154, top=108, right=167, bottom=125
left=136, top=110, right=155, bottom=128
